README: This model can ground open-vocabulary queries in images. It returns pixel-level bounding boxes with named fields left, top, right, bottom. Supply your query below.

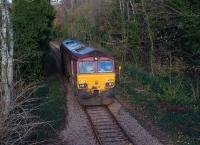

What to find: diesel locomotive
left=60, top=39, right=116, bottom=105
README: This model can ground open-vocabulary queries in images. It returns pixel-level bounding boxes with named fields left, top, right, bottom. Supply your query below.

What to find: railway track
left=84, top=105, right=134, bottom=145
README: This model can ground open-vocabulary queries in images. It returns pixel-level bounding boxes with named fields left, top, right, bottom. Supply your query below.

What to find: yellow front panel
left=77, top=73, right=116, bottom=91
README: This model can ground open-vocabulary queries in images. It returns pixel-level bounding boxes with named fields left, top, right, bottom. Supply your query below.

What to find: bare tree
left=141, top=0, right=154, bottom=75
left=0, top=0, right=14, bottom=115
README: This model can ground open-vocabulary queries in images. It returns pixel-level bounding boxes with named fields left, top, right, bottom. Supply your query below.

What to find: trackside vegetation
left=56, top=0, right=200, bottom=144
left=12, top=0, right=55, bottom=81
left=117, top=64, right=200, bottom=144
left=32, top=76, right=65, bottom=141
left=0, top=0, right=65, bottom=144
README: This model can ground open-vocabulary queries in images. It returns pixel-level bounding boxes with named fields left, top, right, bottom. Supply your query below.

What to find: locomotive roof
left=61, top=39, right=112, bottom=59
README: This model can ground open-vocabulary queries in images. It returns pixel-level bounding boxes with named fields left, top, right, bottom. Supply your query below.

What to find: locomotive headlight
left=79, top=83, right=87, bottom=88
left=105, top=82, right=114, bottom=87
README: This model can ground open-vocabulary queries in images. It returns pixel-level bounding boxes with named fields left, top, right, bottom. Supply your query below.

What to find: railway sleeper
left=92, top=120, right=114, bottom=124
left=90, top=116, right=111, bottom=120
left=97, top=130, right=122, bottom=134
left=94, top=123, right=117, bottom=127
left=96, top=127, right=122, bottom=131
left=102, top=138, right=129, bottom=143
left=87, top=112, right=110, bottom=115
left=100, top=134, right=128, bottom=139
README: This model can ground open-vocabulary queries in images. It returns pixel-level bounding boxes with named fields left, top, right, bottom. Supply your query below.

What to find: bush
left=12, top=0, right=55, bottom=81
left=33, top=76, right=65, bottom=140
left=122, top=64, right=197, bottom=106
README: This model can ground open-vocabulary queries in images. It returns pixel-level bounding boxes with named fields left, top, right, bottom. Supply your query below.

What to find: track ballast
left=84, top=105, right=133, bottom=145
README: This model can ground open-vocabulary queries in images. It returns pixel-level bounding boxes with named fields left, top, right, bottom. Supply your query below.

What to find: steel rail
left=84, top=105, right=134, bottom=145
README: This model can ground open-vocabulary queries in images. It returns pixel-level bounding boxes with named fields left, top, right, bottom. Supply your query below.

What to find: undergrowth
left=32, top=76, right=65, bottom=142
left=116, top=63, right=200, bottom=145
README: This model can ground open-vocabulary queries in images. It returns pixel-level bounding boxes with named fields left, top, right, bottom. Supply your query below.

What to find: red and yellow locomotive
left=60, top=39, right=116, bottom=105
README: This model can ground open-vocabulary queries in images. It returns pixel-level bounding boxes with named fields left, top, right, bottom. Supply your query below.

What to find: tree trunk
left=7, top=0, right=14, bottom=98
left=0, top=0, right=14, bottom=115
left=141, top=0, right=154, bottom=75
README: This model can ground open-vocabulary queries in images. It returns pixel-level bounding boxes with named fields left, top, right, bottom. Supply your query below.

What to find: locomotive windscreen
left=78, top=60, right=113, bottom=74
left=98, top=61, right=113, bottom=73
left=79, top=61, right=95, bottom=73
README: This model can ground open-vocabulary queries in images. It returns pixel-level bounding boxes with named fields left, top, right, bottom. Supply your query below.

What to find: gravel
left=59, top=89, right=163, bottom=145
left=108, top=100, right=163, bottom=145
left=59, top=83, right=98, bottom=145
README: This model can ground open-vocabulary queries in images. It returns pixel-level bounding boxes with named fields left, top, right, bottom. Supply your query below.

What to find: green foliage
left=168, top=0, right=200, bottom=65
left=34, top=76, right=65, bottom=139
left=123, top=64, right=198, bottom=106
left=117, top=63, right=200, bottom=144
left=168, top=0, right=200, bottom=14
left=160, top=112, right=200, bottom=145
left=12, top=0, right=55, bottom=81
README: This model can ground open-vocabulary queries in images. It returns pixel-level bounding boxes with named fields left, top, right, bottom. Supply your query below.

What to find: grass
left=117, top=63, right=200, bottom=145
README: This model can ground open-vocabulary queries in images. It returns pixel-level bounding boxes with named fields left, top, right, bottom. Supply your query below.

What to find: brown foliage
left=0, top=82, right=46, bottom=145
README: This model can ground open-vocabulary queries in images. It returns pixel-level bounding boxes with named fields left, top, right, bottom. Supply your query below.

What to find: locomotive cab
left=77, top=57, right=115, bottom=97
